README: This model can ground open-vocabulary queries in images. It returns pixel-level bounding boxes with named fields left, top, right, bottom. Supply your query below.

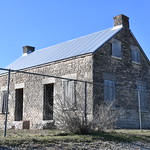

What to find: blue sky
left=0, top=0, right=149, bottom=67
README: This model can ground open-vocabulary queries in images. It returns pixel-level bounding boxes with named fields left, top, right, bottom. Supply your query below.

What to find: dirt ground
left=1, top=141, right=150, bottom=150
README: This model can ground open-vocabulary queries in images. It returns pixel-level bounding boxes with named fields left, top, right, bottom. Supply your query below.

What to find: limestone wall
left=0, top=54, right=93, bottom=129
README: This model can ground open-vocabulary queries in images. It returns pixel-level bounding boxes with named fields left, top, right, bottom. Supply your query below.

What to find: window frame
left=14, top=88, right=23, bottom=121
left=111, top=39, right=122, bottom=58
left=0, top=91, right=7, bottom=114
left=131, top=45, right=140, bottom=63
left=104, top=80, right=115, bottom=102
left=43, top=83, right=54, bottom=120
left=62, top=80, right=76, bottom=110
left=137, top=85, right=147, bottom=112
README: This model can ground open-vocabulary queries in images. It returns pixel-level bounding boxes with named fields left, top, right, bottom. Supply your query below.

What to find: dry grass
left=115, top=129, right=150, bottom=136
left=0, top=129, right=150, bottom=147
left=0, top=129, right=90, bottom=146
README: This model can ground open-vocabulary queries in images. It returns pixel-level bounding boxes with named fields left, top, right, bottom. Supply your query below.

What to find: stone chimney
left=23, top=46, right=35, bottom=56
left=113, top=14, right=129, bottom=29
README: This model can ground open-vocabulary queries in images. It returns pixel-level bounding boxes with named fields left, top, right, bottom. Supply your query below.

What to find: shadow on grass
left=89, top=131, right=132, bottom=143
left=55, top=131, right=132, bottom=143
left=86, top=131, right=150, bottom=143
left=54, top=129, right=150, bottom=143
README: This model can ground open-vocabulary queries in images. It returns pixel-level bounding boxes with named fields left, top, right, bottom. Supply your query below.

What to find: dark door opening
left=15, top=88, right=23, bottom=121
left=43, top=84, right=54, bottom=120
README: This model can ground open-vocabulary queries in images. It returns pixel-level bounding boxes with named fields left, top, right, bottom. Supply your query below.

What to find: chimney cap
left=113, top=14, right=129, bottom=29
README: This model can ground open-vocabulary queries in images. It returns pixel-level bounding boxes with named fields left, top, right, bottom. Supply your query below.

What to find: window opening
left=104, top=80, right=115, bottom=101
left=137, top=85, right=147, bottom=111
left=15, top=88, right=23, bottom=121
left=112, top=39, right=122, bottom=58
left=43, top=84, right=54, bottom=120
left=131, top=46, right=140, bottom=63
left=1, top=91, right=7, bottom=114
left=63, top=80, right=76, bottom=109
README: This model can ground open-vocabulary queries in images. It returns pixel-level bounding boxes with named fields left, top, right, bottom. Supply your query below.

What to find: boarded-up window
left=137, top=85, right=147, bottom=111
left=112, top=39, right=122, bottom=58
left=131, top=46, right=140, bottom=63
left=0, top=91, right=7, bottom=114
left=63, top=81, right=76, bottom=109
left=15, top=88, right=23, bottom=121
left=43, top=84, right=54, bottom=120
left=104, top=80, right=115, bottom=101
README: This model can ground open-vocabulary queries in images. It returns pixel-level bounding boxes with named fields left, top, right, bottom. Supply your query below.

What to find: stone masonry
left=0, top=54, right=93, bottom=129
left=93, top=19, right=150, bottom=128
left=0, top=14, right=150, bottom=129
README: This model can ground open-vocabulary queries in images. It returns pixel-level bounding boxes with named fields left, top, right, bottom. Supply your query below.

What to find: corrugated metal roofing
left=6, top=25, right=122, bottom=70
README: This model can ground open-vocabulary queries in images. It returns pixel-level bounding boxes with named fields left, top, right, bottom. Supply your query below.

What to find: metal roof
left=6, top=25, right=122, bottom=70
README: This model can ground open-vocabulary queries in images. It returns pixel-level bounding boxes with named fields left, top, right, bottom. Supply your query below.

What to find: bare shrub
left=92, top=101, right=118, bottom=131
left=54, top=93, right=119, bottom=134
left=54, top=95, right=92, bottom=134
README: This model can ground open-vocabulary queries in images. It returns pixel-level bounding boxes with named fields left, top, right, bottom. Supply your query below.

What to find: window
left=137, top=85, right=147, bottom=111
left=112, top=39, right=122, bottom=58
left=1, top=91, right=7, bottom=114
left=63, top=80, right=76, bottom=109
left=15, top=88, right=23, bottom=121
left=104, top=80, right=115, bottom=101
left=43, top=84, right=54, bottom=120
left=131, top=46, right=140, bottom=63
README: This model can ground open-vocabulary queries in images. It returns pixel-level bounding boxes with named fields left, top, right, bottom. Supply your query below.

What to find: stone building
left=0, top=14, right=150, bottom=129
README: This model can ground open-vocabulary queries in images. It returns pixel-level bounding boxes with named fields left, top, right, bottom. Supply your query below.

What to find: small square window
left=112, top=39, right=122, bottom=58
